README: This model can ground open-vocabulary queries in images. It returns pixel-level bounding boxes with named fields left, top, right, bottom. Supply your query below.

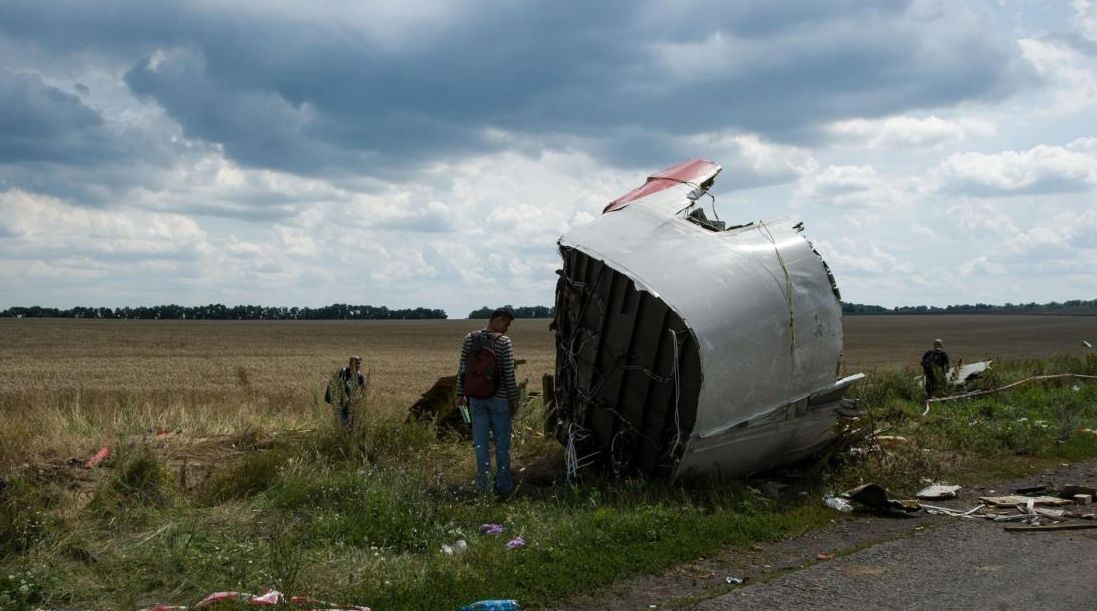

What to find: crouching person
left=457, top=308, right=518, bottom=497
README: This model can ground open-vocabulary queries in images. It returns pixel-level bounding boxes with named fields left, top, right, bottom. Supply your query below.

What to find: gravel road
left=698, top=517, right=1097, bottom=610
left=697, top=462, right=1097, bottom=611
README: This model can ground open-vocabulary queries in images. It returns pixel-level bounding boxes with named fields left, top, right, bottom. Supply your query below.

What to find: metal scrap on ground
left=916, top=484, right=961, bottom=500
left=823, top=482, right=1097, bottom=531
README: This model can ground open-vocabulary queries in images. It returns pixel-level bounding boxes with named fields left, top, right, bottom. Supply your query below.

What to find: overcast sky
left=2, top=1, right=1095, bottom=317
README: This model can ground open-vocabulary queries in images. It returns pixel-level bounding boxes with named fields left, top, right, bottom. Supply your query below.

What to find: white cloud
left=274, top=225, right=318, bottom=257
left=679, top=132, right=818, bottom=189
left=0, top=189, right=208, bottom=257
left=824, top=115, right=995, bottom=148
left=794, top=165, right=905, bottom=208
left=1018, top=36, right=1097, bottom=113
left=951, top=201, right=1090, bottom=278
left=1073, top=0, right=1097, bottom=44
left=365, top=246, right=437, bottom=283
left=933, top=138, right=1097, bottom=196
left=817, top=237, right=916, bottom=277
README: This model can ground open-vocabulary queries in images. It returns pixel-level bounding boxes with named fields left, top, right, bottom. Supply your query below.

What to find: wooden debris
left=1059, top=484, right=1097, bottom=499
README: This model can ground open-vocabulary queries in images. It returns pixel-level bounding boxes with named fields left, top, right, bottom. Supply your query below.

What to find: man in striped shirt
left=457, top=307, right=519, bottom=496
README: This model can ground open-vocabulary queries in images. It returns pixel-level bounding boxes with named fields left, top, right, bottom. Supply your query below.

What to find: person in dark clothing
left=921, top=339, right=950, bottom=398
left=325, top=355, right=367, bottom=427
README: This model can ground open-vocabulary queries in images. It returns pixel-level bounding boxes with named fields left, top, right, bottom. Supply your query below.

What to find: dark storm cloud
left=0, top=70, right=117, bottom=164
left=1, top=0, right=1036, bottom=175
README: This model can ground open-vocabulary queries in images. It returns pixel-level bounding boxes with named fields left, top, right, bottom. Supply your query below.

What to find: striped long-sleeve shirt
left=457, top=330, right=519, bottom=405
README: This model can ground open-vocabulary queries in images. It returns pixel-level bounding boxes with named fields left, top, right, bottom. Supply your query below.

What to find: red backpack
left=464, top=330, right=500, bottom=399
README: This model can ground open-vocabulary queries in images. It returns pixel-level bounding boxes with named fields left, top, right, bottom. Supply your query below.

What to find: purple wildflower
left=506, top=536, right=525, bottom=550
left=480, top=523, right=505, bottom=536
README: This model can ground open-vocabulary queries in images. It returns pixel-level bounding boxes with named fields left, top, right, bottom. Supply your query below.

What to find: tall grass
left=2, top=345, right=1096, bottom=608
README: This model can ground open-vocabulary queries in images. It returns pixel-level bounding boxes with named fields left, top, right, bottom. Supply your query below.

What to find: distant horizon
left=3, top=298, right=1096, bottom=320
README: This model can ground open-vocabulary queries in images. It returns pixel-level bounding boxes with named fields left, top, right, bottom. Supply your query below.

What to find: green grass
left=3, top=355, right=1097, bottom=609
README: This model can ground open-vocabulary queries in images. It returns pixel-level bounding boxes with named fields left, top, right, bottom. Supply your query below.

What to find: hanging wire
left=565, top=422, right=597, bottom=484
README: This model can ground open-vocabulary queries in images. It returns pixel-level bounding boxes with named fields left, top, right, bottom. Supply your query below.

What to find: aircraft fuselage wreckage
left=549, top=159, right=864, bottom=480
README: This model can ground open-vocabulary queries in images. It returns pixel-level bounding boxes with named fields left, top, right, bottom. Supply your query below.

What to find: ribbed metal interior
left=551, top=246, right=702, bottom=477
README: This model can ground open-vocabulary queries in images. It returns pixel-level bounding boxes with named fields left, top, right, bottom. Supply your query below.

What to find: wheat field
left=2, top=314, right=1094, bottom=470
left=0, top=318, right=555, bottom=470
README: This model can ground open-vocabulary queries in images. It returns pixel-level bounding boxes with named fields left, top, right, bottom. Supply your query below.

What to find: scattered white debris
left=916, top=484, right=961, bottom=500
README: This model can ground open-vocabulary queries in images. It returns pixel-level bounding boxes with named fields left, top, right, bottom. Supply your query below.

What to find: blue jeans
left=470, top=396, right=513, bottom=494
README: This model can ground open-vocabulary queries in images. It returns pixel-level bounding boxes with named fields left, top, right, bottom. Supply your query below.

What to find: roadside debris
left=979, top=495, right=1073, bottom=507
left=442, top=539, right=468, bottom=555
left=845, top=483, right=920, bottom=514
left=140, top=590, right=372, bottom=610
left=823, top=493, right=853, bottom=513
left=924, top=373, right=1097, bottom=414
left=947, top=360, right=992, bottom=387
left=920, top=504, right=985, bottom=517
left=816, top=552, right=835, bottom=561
left=1059, top=484, right=1097, bottom=499
left=916, top=484, right=961, bottom=500
left=725, top=576, right=744, bottom=584
left=911, top=483, right=1097, bottom=531
left=460, top=599, right=520, bottom=611
left=1005, top=523, right=1097, bottom=533
left=85, top=446, right=110, bottom=468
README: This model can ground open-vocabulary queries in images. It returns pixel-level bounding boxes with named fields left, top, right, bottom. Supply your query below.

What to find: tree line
left=842, top=299, right=1097, bottom=315
left=468, top=305, right=554, bottom=319
left=7, top=299, right=1091, bottom=320
left=0, top=304, right=448, bottom=320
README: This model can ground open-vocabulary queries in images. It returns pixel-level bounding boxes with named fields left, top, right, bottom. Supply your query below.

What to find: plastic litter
left=823, top=494, right=853, bottom=513
left=816, top=552, right=835, bottom=560
left=480, top=523, right=505, bottom=536
left=142, top=590, right=371, bottom=610
left=196, top=590, right=283, bottom=606
left=915, top=484, right=961, bottom=500
left=921, top=503, right=985, bottom=517
left=506, top=536, right=526, bottom=550
left=86, top=446, right=110, bottom=468
left=442, top=539, right=468, bottom=555
left=725, top=576, right=744, bottom=584
left=460, top=599, right=520, bottom=611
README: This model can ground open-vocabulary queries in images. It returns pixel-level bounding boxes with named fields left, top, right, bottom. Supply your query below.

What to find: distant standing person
left=921, top=339, right=950, bottom=398
left=457, top=308, right=519, bottom=496
left=325, top=355, right=367, bottom=427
